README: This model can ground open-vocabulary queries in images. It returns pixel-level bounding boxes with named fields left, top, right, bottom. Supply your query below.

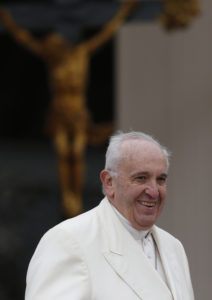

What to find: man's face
left=103, top=140, right=168, bottom=230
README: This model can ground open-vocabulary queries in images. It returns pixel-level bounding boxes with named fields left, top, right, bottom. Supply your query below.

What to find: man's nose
left=145, top=183, right=159, bottom=199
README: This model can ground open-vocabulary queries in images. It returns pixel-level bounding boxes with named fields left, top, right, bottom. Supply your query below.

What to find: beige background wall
left=115, top=0, right=212, bottom=299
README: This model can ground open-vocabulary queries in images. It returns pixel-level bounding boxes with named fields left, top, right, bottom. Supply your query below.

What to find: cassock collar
left=110, top=202, right=152, bottom=241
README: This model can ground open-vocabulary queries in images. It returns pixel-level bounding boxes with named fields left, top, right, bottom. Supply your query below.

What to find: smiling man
left=25, top=131, right=194, bottom=300
left=101, top=136, right=168, bottom=231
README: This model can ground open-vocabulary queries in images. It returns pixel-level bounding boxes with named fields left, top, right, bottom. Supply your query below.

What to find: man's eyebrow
left=131, top=172, right=168, bottom=178
left=131, top=171, right=149, bottom=177
left=159, top=173, right=168, bottom=178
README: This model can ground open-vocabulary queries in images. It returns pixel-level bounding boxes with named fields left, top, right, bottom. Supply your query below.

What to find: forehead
left=119, top=139, right=167, bottom=171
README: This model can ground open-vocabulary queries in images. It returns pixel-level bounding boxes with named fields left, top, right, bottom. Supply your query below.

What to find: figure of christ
left=0, top=1, right=138, bottom=217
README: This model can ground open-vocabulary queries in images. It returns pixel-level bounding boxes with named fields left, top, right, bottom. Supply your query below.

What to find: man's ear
left=100, top=170, right=114, bottom=198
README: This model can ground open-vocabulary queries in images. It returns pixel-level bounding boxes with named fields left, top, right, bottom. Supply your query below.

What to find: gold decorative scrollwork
left=159, top=0, right=201, bottom=30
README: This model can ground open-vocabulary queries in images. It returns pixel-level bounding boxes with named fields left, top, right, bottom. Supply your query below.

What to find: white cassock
left=25, top=197, right=195, bottom=300
left=111, top=205, right=168, bottom=284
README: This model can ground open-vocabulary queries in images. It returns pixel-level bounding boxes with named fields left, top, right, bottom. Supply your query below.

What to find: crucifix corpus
left=0, top=1, right=139, bottom=217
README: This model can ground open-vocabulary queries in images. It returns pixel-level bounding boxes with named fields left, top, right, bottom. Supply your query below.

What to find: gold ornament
left=159, top=0, right=201, bottom=30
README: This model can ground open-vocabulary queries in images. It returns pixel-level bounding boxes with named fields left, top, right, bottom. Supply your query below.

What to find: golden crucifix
left=0, top=1, right=138, bottom=217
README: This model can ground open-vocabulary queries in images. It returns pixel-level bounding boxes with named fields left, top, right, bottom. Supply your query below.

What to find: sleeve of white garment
left=25, top=226, right=91, bottom=300
left=178, top=240, right=195, bottom=299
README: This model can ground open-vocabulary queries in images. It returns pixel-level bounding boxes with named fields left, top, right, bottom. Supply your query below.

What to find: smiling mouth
left=140, top=201, right=156, bottom=207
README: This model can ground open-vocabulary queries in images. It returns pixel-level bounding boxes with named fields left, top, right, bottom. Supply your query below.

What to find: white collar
left=110, top=202, right=152, bottom=241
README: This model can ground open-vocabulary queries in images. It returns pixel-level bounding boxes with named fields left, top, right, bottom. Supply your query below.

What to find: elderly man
left=25, top=131, right=194, bottom=300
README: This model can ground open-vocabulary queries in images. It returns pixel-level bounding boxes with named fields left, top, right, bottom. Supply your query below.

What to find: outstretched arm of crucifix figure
left=80, top=0, right=139, bottom=145
left=81, top=0, right=139, bottom=54
left=0, top=6, right=42, bottom=55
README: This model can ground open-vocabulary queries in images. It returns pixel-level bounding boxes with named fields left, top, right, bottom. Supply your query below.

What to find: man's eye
left=136, top=176, right=146, bottom=181
left=158, top=177, right=167, bottom=184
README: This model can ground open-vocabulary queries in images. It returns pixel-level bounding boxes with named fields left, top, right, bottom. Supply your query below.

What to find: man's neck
left=110, top=202, right=152, bottom=241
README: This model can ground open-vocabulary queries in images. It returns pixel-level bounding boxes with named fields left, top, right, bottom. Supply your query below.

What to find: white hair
left=104, top=130, right=171, bottom=177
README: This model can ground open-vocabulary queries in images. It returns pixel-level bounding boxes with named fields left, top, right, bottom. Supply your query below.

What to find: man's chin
left=134, top=214, right=157, bottom=230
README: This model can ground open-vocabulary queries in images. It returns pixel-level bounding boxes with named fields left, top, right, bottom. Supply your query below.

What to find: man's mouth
left=140, top=201, right=156, bottom=207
